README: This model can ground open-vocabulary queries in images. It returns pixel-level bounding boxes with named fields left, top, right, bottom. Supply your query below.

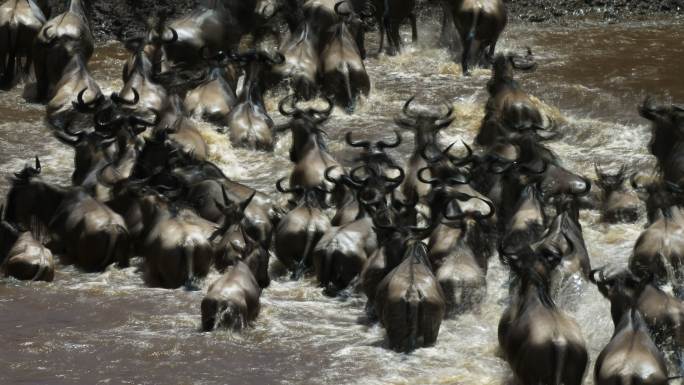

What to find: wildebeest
left=500, top=183, right=546, bottom=253
left=395, top=96, right=455, bottom=203
left=32, top=0, right=93, bottom=102
left=274, top=179, right=331, bottom=275
left=5, top=158, right=130, bottom=272
left=156, top=95, right=209, bottom=161
left=163, top=0, right=253, bottom=70
left=320, top=3, right=370, bottom=112
left=183, top=51, right=238, bottom=126
left=595, top=163, right=640, bottom=223
left=312, top=166, right=399, bottom=293
left=45, top=46, right=102, bottom=130
left=121, top=14, right=178, bottom=81
left=476, top=52, right=547, bottom=146
left=0, top=209, right=54, bottom=282
left=537, top=199, right=590, bottom=276
left=631, top=205, right=684, bottom=290
left=440, top=0, right=507, bottom=75
left=432, top=193, right=495, bottom=315
left=589, top=269, right=672, bottom=385
left=640, top=97, right=684, bottom=186
left=211, top=189, right=270, bottom=288
left=0, top=0, right=46, bottom=88
left=226, top=51, right=283, bottom=150
left=201, top=260, right=261, bottom=331
left=375, top=235, right=446, bottom=352
left=369, top=0, right=416, bottom=55
left=273, top=22, right=319, bottom=100
left=498, top=245, right=588, bottom=385
left=278, top=94, right=343, bottom=202
left=137, top=189, right=216, bottom=289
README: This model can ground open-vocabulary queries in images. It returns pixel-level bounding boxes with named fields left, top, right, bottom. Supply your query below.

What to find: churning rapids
left=0, top=12, right=683, bottom=385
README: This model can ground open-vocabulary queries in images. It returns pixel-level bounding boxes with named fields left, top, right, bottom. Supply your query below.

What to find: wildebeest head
left=595, top=163, right=628, bottom=193
left=631, top=175, right=683, bottom=223
left=419, top=140, right=474, bottom=183
left=278, top=94, right=334, bottom=162
left=372, top=208, right=436, bottom=266
left=276, top=177, right=329, bottom=210
left=231, top=50, right=285, bottom=100
left=131, top=129, right=179, bottom=179
left=123, top=12, right=178, bottom=81
left=212, top=187, right=256, bottom=236
left=329, top=163, right=405, bottom=213
left=395, top=96, right=455, bottom=153
left=487, top=49, right=537, bottom=96
left=333, top=0, right=374, bottom=54
left=589, top=267, right=649, bottom=325
left=639, top=96, right=684, bottom=170
left=500, top=239, right=570, bottom=307
left=346, top=130, right=402, bottom=172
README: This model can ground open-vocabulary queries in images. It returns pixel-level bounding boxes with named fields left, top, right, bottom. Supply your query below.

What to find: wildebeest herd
left=0, top=0, right=682, bottom=384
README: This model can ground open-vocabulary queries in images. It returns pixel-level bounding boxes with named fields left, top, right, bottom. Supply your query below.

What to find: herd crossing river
left=0, top=1, right=683, bottom=384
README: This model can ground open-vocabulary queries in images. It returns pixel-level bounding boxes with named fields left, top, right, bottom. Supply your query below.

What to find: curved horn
left=345, top=132, right=370, bottom=149
left=278, top=94, right=298, bottom=117
left=34, top=157, right=41, bottom=173
left=629, top=173, right=643, bottom=190
left=417, top=167, right=440, bottom=185
left=446, top=141, right=474, bottom=167
left=437, top=99, right=454, bottom=122
left=325, top=166, right=363, bottom=189
left=163, top=27, right=178, bottom=44
left=377, top=130, right=402, bottom=149
left=383, top=165, right=405, bottom=190
left=111, top=88, right=140, bottom=105
left=72, top=88, right=104, bottom=112
left=402, top=96, right=419, bottom=119
left=311, top=96, right=334, bottom=123
left=443, top=193, right=496, bottom=221
left=41, top=25, right=56, bottom=43
left=420, top=144, right=442, bottom=163
left=275, top=178, right=302, bottom=195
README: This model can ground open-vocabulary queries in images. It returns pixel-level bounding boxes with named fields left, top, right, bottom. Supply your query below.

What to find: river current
left=0, top=13, right=682, bottom=385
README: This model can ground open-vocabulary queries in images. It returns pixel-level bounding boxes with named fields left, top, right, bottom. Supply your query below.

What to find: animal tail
left=183, top=243, right=198, bottom=290
left=293, top=221, right=315, bottom=279
left=552, top=342, right=567, bottom=385
left=406, top=293, right=420, bottom=352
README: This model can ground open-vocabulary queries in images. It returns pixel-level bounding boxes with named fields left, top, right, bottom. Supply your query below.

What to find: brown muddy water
left=0, top=17, right=683, bottom=385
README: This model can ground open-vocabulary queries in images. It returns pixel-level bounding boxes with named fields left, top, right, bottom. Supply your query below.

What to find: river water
left=0, top=13, right=683, bottom=385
